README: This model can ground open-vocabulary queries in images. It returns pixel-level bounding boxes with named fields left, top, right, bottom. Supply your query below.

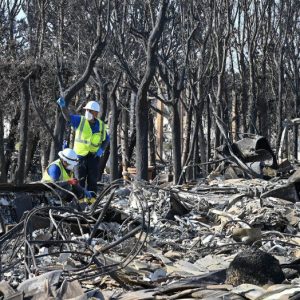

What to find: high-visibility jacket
left=73, top=116, right=107, bottom=156
left=42, top=159, right=73, bottom=182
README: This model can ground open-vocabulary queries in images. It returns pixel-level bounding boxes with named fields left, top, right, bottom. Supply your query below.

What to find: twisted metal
left=0, top=179, right=150, bottom=285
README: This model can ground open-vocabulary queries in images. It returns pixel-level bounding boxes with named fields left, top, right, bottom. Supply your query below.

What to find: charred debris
left=2, top=135, right=300, bottom=299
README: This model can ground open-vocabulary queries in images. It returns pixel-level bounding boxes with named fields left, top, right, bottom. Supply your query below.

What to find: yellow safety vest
left=73, top=116, right=107, bottom=156
left=42, top=159, right=73, bottom=182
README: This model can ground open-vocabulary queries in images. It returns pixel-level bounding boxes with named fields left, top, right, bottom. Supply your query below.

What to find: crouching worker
left=42, top=148, right=95, bottom=205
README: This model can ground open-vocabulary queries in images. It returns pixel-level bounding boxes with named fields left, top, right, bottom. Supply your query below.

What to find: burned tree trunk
left=109, top=75, right=121, bottom=182
left=239, top=53, right=248, bottom=133
left=247, top=52, right=257, bottom=134
left=13, top=73, right=32, bottom=184
left=25, top=132, right=39, bottom=180
left=109, top=104, right=119, bottom=181
left=182, top=103, right=193, bottom=166
left=231, top=90, right=238, bottom=141
left=94, top=68, right=109, bottom=121
left=121, top=97, right=129, bottom=178
left=199, top=113, right=207, bottom=167
left=235, top=5, right=248, bottom=133
left=214, top=73, right=224, bottom=150
left=230, top=48, right=238, bottom=142
left=276, top=49, right=285, bottom=150
left=148, top=111, right=156, bottom=178
left=136, top=0, right=168, bottom=181
left=206, top=95, right=212, bottom=169
left=0, top=110, right=6, bottom=182
left=136, top=90, right=149, bottom=180
left=155, top=99, right=164, bottom=160
left=4, top=110, right=20, bottom=181
left=256, top=2, right=271, bottom=138
left=211, top=0, right=233, bottom=154
left=171, top=103, right=182, bottom=184
left=185, top=111, right=200, bottom=176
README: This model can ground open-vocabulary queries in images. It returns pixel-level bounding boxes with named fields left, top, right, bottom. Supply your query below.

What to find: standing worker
left=42, top=148, right=94, bottom=202
left=56, top=98, right=109, bottom=198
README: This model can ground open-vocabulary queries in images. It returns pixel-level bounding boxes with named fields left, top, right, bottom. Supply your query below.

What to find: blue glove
left=95, top=147, right=104, bottom=158
left=84, top=189, right=93, bottom=199
left=57, top=97, right=66, bottom=108
left=63, top=140, right=68, bottom=149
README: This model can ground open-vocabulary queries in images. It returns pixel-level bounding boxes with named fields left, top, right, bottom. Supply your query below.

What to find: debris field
left=1, top=169, right=300, bottom=300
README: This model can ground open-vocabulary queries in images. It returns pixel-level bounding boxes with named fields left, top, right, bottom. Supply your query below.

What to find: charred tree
left=274, top=1, right=290, bottom=150
left=109, top=74, right=121, bottom=182
left=0, top=110, right=6, bottom=182
left=148, top=111, right=156, bottom=178
left=13, top=71, right=36, bottom=184
left=135, top=0, right=168, bottom=181
left=93, top=68, right=109, bottom=121
left=211, top=0, right=234, bottom=152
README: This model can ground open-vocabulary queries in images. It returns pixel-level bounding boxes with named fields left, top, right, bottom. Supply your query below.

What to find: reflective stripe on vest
left=42, top=159, right=72, bottom=182
left=74, top=116, right=106, bottom=156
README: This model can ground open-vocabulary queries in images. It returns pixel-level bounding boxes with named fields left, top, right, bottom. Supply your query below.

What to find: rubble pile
left=2, top=173, right=300, bottom=299
left=0, top=182, right=149, bottom=299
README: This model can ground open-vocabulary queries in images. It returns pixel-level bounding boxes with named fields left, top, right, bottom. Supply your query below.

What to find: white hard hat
left=83, top=101, right=100, bottom=112
left=58, top=148, right=78, bottom=166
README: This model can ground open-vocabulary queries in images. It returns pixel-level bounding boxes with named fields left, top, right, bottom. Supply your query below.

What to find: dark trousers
left=74, top=153, right=100, bottom=193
